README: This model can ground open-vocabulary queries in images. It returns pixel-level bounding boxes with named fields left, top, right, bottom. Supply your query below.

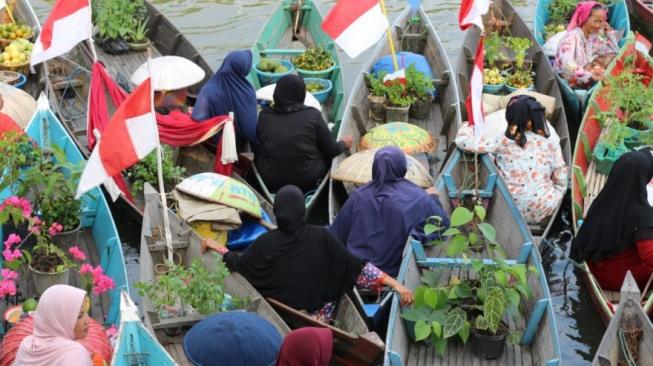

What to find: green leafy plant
left=129, top=17, right=149, bottom=43
left=505, top=68, right=534, bottom=89
left=125, top=145, right=185, bottom=196
left=406, top=64, right=433, bottom=101
left=0, top=133, right=42, bottom=194
left=547, top=0, right=577, bottom=26
left=602, top=68, right=653, bottom=130
left=293, top=46, right=334, bottom=71
left=484, top=31, right=507, bottom=68
left=94, top=0, right=145, bottom=40
left=544, top=23, right=566, bottom=40
left=385, top=79, right=415, bottom=107
left=366, top=72, right=388, bottom=97
left=506, top=36, right=531, bottom=69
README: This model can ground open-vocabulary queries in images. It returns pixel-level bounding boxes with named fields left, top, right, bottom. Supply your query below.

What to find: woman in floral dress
left=553, top=1, right=619, bottom=88
left=455, top=96, right=568, bottom=225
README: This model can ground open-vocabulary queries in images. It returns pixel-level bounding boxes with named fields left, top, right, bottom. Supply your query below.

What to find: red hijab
left=276, top=327, right=333, bottom=366
left=567, top=1, right=606, bottom=31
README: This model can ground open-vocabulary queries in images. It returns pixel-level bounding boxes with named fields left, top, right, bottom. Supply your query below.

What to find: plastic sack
left=227, top=210, right=272, bottom=250
left=543, top=31, right=566, bottom=58
left=371, top=52, right=434, bottom=79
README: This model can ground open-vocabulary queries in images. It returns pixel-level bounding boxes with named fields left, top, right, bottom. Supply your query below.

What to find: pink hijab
left=13, top=285, right=92, bottom=366
left=567, top=1, right=606, bottom=30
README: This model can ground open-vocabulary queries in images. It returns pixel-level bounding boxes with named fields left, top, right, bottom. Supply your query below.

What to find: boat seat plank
left=165, top=343, right=191, bottom=366
left=410, top=102, right=445, bottom=176
left=95, top=46, right=163, bottom=89
left=583, top=162, right=608, bottom=216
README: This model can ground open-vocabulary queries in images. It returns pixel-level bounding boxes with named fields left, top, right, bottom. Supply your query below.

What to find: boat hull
left=626, top=0, right=653, bottom=45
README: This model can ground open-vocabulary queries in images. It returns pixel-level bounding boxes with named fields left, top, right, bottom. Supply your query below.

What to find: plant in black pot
left=126, top=144, right=185, bottom=197
left=385, top=78, right=414, bottom=123
left=365, top=71, right=387, bottom=122
left=127, top=17, right=150, bottom=52
left=94, top=0, right=145, bottom=54
left=406, top=64, right=433, bottom=119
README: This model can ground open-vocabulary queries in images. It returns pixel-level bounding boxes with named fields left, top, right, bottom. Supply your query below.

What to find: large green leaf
left=447, top=234, right=469, bottom=256
left=477, top=222, right=497, bottom=243
left=424, top=223, right=442, bottom=236
left=494, top=270, right=508, bottom=287
left=432, top=333, right=448, bottom=356
left=414, top=286, right=427, bottom=308
left=415, top=320, right=431, bottom=341
left=443, top=308, right=466, bottom=338
left=474, top=205, right=486, bottom=221
left=469, top=232, right=479, bottom=245
left=475, top=315, right=489, bottom=330
left=420, top=270, right=443, bottom=287
left=431, top=321, right=442, bottom=338
left=450, top=207, right=474, bottom=227
left=424, top=288, right=438, bottom=309
left=455, top=282, right=472, bottom=299
left=484, top=288, right=506, bottom=334
left=459, top=321, right=471, bottom=344
left=510, top=265, right=528, bottom=287
left=442, top=228, right=461, bottom=237
left=401, top=307, right=431, bottom=322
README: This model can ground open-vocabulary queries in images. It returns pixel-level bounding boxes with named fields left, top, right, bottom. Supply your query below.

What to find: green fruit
left=273, top=65, right=288, bottom=73
left=258, top=58, right=271, bottom=71
left=268, top=60, right=281, bottom=70
left=22, top=298, right=37, bottom=312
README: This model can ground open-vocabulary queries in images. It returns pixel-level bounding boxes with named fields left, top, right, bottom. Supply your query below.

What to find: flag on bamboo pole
left=30, top=0, right=92, bottom=66
left=459, top=0, right=490, bottom=31
left=467, top=36, right=486, bottom=141
left=321, top=0, right=389, bottom=58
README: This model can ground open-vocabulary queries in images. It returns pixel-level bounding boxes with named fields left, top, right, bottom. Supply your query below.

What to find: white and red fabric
left=635, top=33, right=652, bottom=56
left=467, top=36, right=486, bottom=142
left=322, top=0, right=389, bottom=59
left=459, top=0, right=490, bottom=31
left=76, top=79, right=157, bottom=198
left=30, top=0, right=91, bottom=67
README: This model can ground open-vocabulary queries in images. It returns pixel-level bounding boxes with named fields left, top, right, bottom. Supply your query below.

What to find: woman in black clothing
left=254, top=74, right=352, bottom=193
left=202, top=185, right=413, bottom=321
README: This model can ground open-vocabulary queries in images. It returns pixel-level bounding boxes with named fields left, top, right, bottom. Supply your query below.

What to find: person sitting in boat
left=202, top=185, right=413, bottom=322
left=192, top=49, right=258, bottom=148
left=455, top=95, right=568, bottom=225
left=571, top=148, right=653, bottom=291
left=329, top=146, right=450, bottom=277
left=14, top=285, right=92, bottom=366
left=254, top=74, right=352, bottom=194
left=553, top=1, right=619, bottom=88
left=275, top=327, right=333, bottom=366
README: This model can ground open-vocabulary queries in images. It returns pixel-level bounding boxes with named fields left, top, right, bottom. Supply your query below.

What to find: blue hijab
left=192, top=50, right=258, bottom=146
left=329, top=146, right=449, bottom=276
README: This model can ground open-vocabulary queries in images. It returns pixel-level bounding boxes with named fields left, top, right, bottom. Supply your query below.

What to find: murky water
left=29, top=0, right=601, bottom=363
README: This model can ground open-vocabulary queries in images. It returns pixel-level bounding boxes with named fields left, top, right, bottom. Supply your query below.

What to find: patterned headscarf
left=567, top=1, right=606, bottom=31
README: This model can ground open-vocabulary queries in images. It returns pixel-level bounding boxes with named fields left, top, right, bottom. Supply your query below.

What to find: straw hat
left=131, top=56, right=206, bottom=91
left=0, top=82, right=36, bottom=128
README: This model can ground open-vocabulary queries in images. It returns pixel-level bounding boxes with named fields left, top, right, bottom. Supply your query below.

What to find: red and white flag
left=76, top=79, right=158, bottom=198
left=459, top=0, right=490, bottom=31
left=322, top=0, right=389, bottom=59
left=467, top=37, right=485, bottom=141
left=635, top=33, right=652, bottom=56
left=30, top=0, right=92, bottom=67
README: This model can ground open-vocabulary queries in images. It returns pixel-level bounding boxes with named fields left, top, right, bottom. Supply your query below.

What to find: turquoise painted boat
left=0, top=96, right=128, bottom=337
left=384, top=149, right=561, bottom=365
left=533, top=0, right=630, bottom=119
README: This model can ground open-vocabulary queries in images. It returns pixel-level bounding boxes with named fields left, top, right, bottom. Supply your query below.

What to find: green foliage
left=0, top=133, right=42, bottom=194
left=126, top=145, right=185, bottom=197
left=484, top=32, right=507, bottom=67
left=602, top=67, right=653, bottom=130
left=430, top=205, right=505, bottom=257
left=385, top=79, right=415, bottom=107
left=293, top=47, right=334, bottom=71
left=366, top=72, right=387, bottom=97
left=547, top=0, right=577, bottom=26
left=129, top=17, right=149, bottom=42
left=95, top=0, right=145, bottom=40
left=405, top=64, right=433, bottom=100
left=506, top=37, right=531, bottom=69
left=505, top=68, right=534, bottom=89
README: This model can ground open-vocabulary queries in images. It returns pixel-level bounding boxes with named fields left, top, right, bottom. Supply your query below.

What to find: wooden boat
left=457, top=0, right=572, bottom=246
left=626, top=0, right=653, bottom=44
left=533, top=0, right=631, bottom=119
left=571, top=33, right=653, bottom=324
left=139, top=183, right=290, bottom=365
left=592, top=271, right=653, bottom=366
left=0, top=96, right=129, bottom=339
left=327, top=4, right=463, bottom=333
left=384, top=148, right=561, bottom=365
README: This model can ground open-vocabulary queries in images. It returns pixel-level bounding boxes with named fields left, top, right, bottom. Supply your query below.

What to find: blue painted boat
left=0, top=96, right=128, bottom=338
left=533, top=0, right=631, bottom=119
left=384, top=149, right=561, bottom=365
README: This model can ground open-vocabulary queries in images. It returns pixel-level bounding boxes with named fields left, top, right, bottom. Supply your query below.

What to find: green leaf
left=401, top=307, right=431, bottom=322
left=484, top=288, right=506, bottom=334
left=455, top=282, right=472, bottom=299
left=420, top=270, right=443, bottom=287
left=432, top=333, right=448, bottom=356
left=468, top=232, right=478, bottom=245
left=477, top=222, right=497, bottom=243
left=424, top=223, right=441, bottom=236
left=450, top=207, right=474, bottom=227
left=443, top=308, right=466, bottom=338
left=442, top=228, right=461, bottom=236
left=431, top=321, right=442, bottom=338
left=471, top=259, right=484, bottom=273
left=415, top=320, right=431, bottom=341
left=459, top=321, right=471, bottom=344
left=447, top=234, right=469, bottom=256
left=414, top=286, right=427, bottom=308
left=475, top=315, right=489, bottom=330
left=448, top=287, right=458, bottom=300
left=507, top=331, right=522, bottom=345
left=510, top=265, right=528, bottom=287
left=494, top=270, right=508, bottom=287
left=424, top=288, right=438, bottom=309
left=474, top=205, right=486, bottom=221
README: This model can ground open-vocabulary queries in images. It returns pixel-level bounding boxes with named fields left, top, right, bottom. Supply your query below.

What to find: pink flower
left=2, top=248, right=21, bottom=262
left=1, top=269, right=18, bottom=281
left=91, top=266, right=104, bottom=278
left=68, top=246, right=86, bottom=261
left=0, top=279, right=16, bottom=296
left=92, top=273, right=115, bottom=295
left=79, top=263, right=93, bottom=275
left=1, top=196, right=33, bottom=219
left=32, top=217, right=41, bottom=225
left=48, top=222, right=63, bottom=237
left=3, top=234, right=21, bottom=249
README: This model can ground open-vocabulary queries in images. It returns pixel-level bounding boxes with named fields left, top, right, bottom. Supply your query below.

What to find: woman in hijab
left=455, top=95, right=568, bottom=225
left=254, top=74, right=353, bottom=193
left=202, top=185, right=413, bottom=322
left=329, top=146, right=449, bottom=277
left=571, top=149, right=653, bottom=290
left=192, top=50, right=258, bottom=147
left=553, top=1, right=619, bottom=88
left=14, top=285, right=91, bottom=366
left=275, top=327, right=333, bottom=366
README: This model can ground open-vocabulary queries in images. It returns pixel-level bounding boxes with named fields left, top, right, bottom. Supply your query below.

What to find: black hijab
left=505, top=95, right=550, bottom=147
left=272, top=74, right=309, bottom=113
left=571, top=149, right=653, bottom=262
left=223, top=185, right=365, bottom=312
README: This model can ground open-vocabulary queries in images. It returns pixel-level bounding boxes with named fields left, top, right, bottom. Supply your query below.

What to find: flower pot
left=470, top=326, right=508, bottom=359
left=385, top=104, right=410, bottom=123
left=28, top=264, right=69, bottom=296
left=255, top=59, right=294, bottom=86
left=483, top=83, right=504, bottom=94
left=409, top=97, right=431, bottom=119
left=592, top=142, right=629, bottom=175
left=128, top=38, right=151, bottom=52
left=504, top=83, right=534, bottom=93
left=368, top=94, right=386, bottom=122
left=296, top=62, right=336, bottom=80
left=304, top=77, right=333, bottom=104
left=624, top=126, right=645, bottom=149
left=52, top=222, right=82, bottom=247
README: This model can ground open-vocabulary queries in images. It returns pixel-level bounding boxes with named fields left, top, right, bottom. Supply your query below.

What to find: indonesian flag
left=30, top=0, right=92, bottom=67
left=76, top=79, right=157, bottom=198
left=636, top=33, right=652, bottom=56
left=459, top=0, right=490, bottom=31
left=322, top=0, right=389, bottom=59
left=467, top=36, right=485, bottom=141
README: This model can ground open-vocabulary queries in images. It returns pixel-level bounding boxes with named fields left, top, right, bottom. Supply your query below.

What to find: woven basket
left=0, top=34, right=33, bottom=50
left=0, top=60, right=29, bottom=76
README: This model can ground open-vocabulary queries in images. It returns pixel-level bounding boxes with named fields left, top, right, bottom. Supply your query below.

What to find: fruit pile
left=258, top=58, right=289, bottom=74
left=0, top=39, right=33, bottom=67
left=483, top=67, right=505, bottom=85
left=306, top=81, right=325, bottom=93
left=0, top=22, right=33, bottom=41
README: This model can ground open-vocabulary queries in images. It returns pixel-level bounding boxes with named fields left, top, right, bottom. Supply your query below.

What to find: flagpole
left=379, top=0, right=399, bottom=71
left=87, top=0, right=98, bottom=62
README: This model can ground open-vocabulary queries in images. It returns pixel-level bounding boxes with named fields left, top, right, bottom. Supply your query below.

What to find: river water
left=28, top=0, right=602, bottom=364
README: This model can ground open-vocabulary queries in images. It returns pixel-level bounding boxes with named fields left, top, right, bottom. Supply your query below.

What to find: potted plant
left=593, top=114, right=630, bottom=175
left=127, top=17, right=150, bottom=52
left=293, top=46, right=336, bottom=79
left=505, top=68, right=534, bottom=92
left=126, top=145, right=186, bottom=197
left=366, top=71, right=387, bottom=122
left=93, top=0, right=145, bottom=54
left=385, top=78, right=414, bottom=123
left=507, top=37, right=531, bottom=70
left=401, top=16, right=427, bottom=54
left=406, top=65, right=433, bottom=119
left=483, top=32, right=507, bottom=94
